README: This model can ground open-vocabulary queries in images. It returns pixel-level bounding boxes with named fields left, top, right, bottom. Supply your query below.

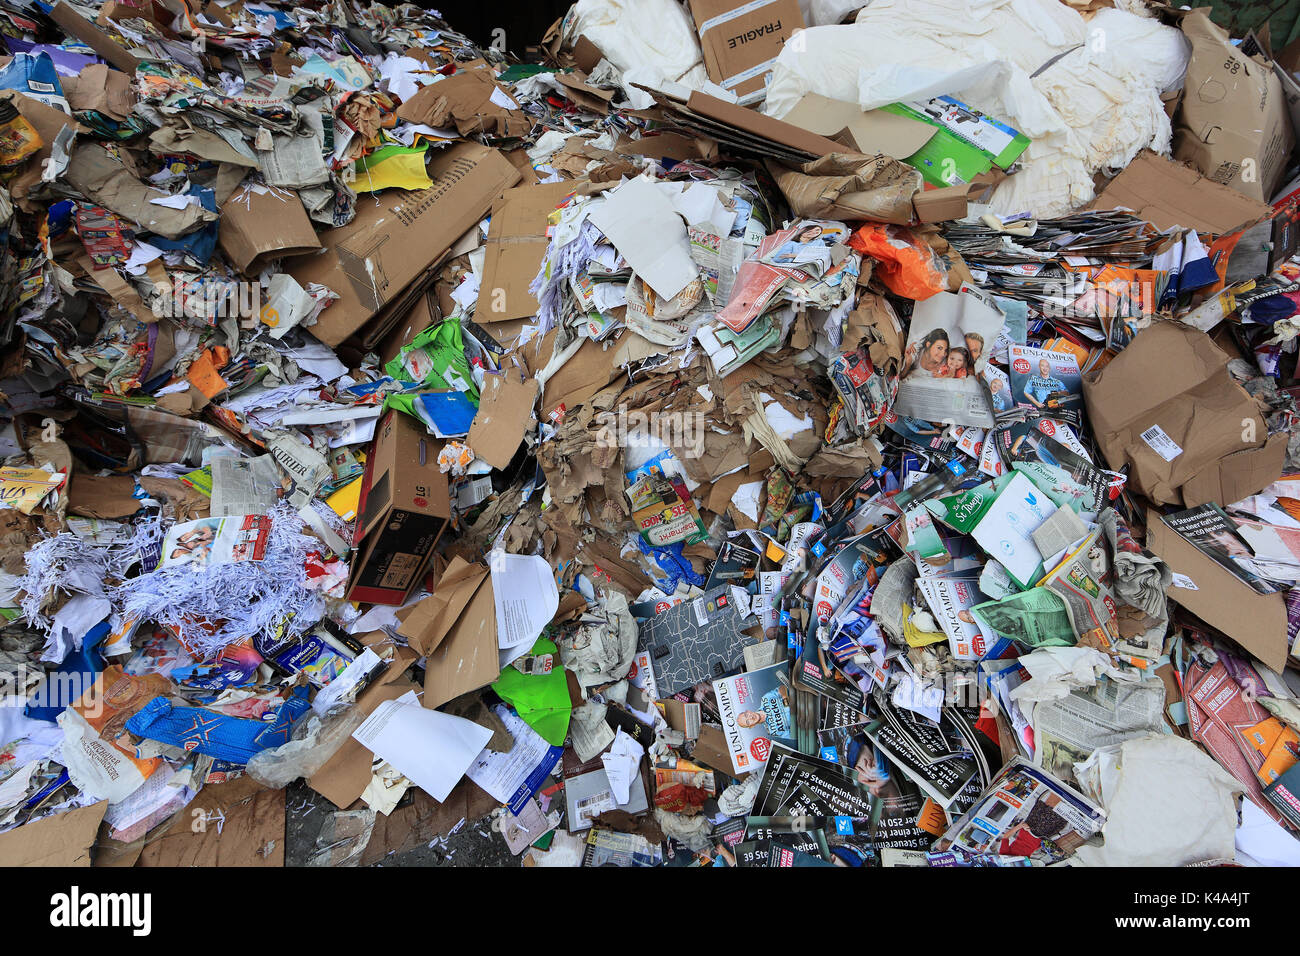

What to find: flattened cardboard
left=688, top=0, right=803, bottom=105
left=686, top=89, right=844, bottom=156
left=396, top=68, right=531, bottom=138
left=67, top=473, right=141, bottom=518
left=63, top=63, right=132, bottom=121
left=50, top=1, right=141, bottom=73
left=539, top=335, right=621, bottom=419
left=639, top=85, right=843, bottom=163
left=1090, top=150, right=1271, bottom=234
left=0, top=801, right=105, bottom=866
left=475, top=180, right=574, bottom=322
left=554, top=71, right=616, bottom=113
left=1082, top=321, right=1285, bottom=507
left=218, top=184, right=321, bottom=275
left=1147, top=509, right=1288, bottom=673
left=309, top=676, right=422, bottom=807
left=467, top=374, right=538, bottom=469
left=358, top=782, right=497, bottom=864
left=783, top=93, right=935, bottom=158
left=346, top=409, right=451, bottom=605
left=423, top=567, right=501, bottom=709
left=138, top=776, right=285, bottom=866
left=395, top=555, right=486, bottom=656
left=1174, top=13, right=1295, bottom=202
left=291, top=143, right=520, bottom=347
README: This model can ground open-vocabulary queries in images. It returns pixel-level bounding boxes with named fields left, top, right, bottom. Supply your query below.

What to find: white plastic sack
left=571, top=0, right=709, bottom=97
left=807, top=0, right=871, bottom=26
left=1074, top=735, right=1241, bottom=867
left=763, top=0, right=1189, bottom=217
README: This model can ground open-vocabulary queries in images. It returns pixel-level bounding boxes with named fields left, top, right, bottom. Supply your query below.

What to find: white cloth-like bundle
left=763, top=0, right=1190, bottom=217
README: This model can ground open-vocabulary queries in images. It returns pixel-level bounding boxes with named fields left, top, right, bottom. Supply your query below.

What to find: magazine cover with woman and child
left=893, top=288, right=1005, bottom=429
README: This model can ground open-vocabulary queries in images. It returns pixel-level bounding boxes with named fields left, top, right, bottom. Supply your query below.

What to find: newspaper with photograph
left=812, top=723, right=933, bottom=854
left=992, top=418, right=1120, bottom=509
left=716, top=220, right=855, bottom=333
left=1037, top=526, right=1120, bottom=647
left=934, top=757, right=1104, bottom=863
left=1031, top=677, right=1166, bottom=787
left=861, top=693, right=979, bottom=809
left=1162, top=503, right=1279, bottom=594
left=893, top=288, right=1005, bottom=428
left=159, top=515, right=272, bottom=569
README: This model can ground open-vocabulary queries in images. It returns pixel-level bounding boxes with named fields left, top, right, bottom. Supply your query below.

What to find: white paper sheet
left=1236, top=796, right=1300, bottom=866
left=490, top=551, right=559, bottom=658
left=351, top=691, right=492, bottom=802
left=466, top=705, right=557, bottom=803
left=588, top=177, right=698, bottom=300
left=600, top=727, right=643, bottom=804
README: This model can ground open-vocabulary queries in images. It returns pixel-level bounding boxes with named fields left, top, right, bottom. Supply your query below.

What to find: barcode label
left=1140, top=424, right=1183, bottom=462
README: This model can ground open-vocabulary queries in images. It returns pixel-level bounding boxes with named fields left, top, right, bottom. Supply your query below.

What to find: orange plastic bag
left=847, top=224, right=947, bottom=300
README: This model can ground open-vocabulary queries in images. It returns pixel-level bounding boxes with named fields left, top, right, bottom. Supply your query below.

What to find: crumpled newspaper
left=554, top=589, right=637, bottom=687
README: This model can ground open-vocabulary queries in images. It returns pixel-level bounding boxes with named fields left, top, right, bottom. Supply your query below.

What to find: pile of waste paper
left=4, top=0, right=1300, bottom=870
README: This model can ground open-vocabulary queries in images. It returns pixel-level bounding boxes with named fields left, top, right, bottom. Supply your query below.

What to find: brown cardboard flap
left=423, top=571, right=501, bottom=708
left=218, top=184, right=321, bottom=275
left=1147, top=510, right=1288, bottom=673
left=308, top=676, right=422, bottom=808
left=0, top=801, right=105, bottom=866
left=139, top=775, right=284, bottom=866
left=1083, top=322, right=1280, bottom=506
left=783, top=93, right=936, bottom=158
left=913, top=183, right=974, bottom=223
left=540, top=336, right=621, bottom=418
left=1179, top=432, right=1289, bottom=509
left=685, top=90, right=846, bottom=156
left=395, top=556, right=489, bottom=657
left=467, top=374, right=538, bottom=469
left=50, top=1, right=140, bottom=73
left=67, top=474, right=141, bottom=518
left=1090, top=150, right=1272, bottom=234
left=476, top=180, right=575, bottom=322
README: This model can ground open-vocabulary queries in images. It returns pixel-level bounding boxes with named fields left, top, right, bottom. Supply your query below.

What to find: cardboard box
left=1090, top=149, right=1272, bottom=234
left=688, top=0, right=804, bottom=106
left=291, top=142, right=520, bottom=347
left=1174, top=14, right=1295, bottom=202
left=345, top=410, right=450, bottom=605
left=1082, top=322, right=1286, bottom=508
left=218, top=184, right=320, bottom=275
left=1146, top=509, right=1288, bottom=673
left=475, top=180, right=575, bottom=323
